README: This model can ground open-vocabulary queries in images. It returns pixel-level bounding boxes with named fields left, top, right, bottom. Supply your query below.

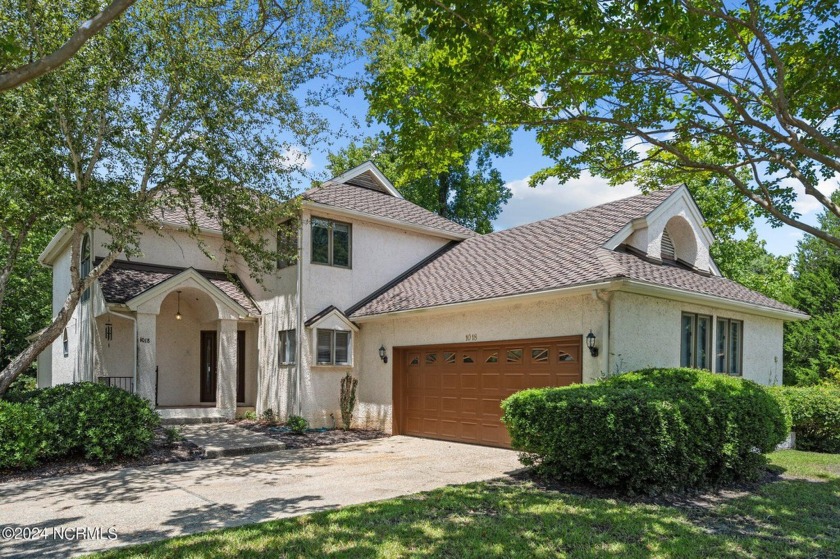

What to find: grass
left=90, top=451, right=840, bottom=559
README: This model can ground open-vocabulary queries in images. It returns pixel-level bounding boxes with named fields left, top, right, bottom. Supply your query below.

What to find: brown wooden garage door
left=394, top=336, right=583, bottom=448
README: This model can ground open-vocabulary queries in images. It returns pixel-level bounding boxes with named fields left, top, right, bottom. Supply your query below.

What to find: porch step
left=157, top=407, right=228, bottom=425
left=178, top=424, right=285, bottom=458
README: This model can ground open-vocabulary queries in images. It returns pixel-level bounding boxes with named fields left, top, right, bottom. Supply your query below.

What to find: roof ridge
left=487, top=185, right=680, bottom=238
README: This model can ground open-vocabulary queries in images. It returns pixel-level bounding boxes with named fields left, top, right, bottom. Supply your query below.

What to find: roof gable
left=325, top=162, right=403, bottom=198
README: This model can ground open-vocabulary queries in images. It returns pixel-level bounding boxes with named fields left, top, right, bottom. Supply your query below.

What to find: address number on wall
left=465, top=334, right=478, bottom=342
left=139, top=337, right=151, bottom=344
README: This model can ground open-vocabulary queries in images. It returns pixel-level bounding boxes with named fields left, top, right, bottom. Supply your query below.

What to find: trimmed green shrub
left=772, top=386, right=840, bottom=453
left=0, top=401, right=55, bottom=469
left=33, top=382, right=160, bottom=462
left=502, top=368, right=790, bottom=494
left=286, top=414, right=308, bottom=434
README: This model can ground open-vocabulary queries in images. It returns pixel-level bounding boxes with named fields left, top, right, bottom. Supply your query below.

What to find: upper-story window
left=277, top=221, right=299, bottom=270
left=311, top=218, right=351, bottom=268
left=81, top=233, right=91, bottom=302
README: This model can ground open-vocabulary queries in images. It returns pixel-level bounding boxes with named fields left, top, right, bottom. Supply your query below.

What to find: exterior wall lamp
left=586, top=330, right=599, bottom=357
left=379, top=345, right=388, bottom=364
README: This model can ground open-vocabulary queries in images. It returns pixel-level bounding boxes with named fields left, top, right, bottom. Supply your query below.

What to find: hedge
left=0, top=382, right=160, bottom=470
left=501, top=368, right=791, bottom=494
left=0, top=401, right=54, bottom=469
left=772, top=386, right=840, bottom=453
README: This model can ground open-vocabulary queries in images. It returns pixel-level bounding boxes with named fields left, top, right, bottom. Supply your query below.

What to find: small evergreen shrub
left=241, top=410, right=258, bottom=421
left=340, top=373, right=358, bottom=430
left=0, top=401, right=54, bottom=470
left=286, top=414, right=308, bottom=434
left=502, top=368, right=790, bottom=494
left=261, top=408, right=276, bottom=423
left=33, top=382, right=159, bottom=462
left=772, top=386, right=840, bottom=453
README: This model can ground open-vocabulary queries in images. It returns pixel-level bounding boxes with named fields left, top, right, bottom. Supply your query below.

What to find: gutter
left=302, top=201, right=472, bottom=242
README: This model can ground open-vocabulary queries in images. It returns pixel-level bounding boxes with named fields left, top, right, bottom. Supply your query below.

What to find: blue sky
left=298, top=79, right=827, bottom=258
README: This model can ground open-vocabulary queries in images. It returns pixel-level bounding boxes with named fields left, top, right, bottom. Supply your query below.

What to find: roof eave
left=302, top=200, right=473, bottom=241
left=350, top=280, right=621, bottom=322
left=39, top=227, right=73, bottom=267
left=617, top=279, right=809, bottom=321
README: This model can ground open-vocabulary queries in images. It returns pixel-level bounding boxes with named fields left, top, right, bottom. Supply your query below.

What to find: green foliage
left=32, top=382, right=160, bottom=462
left=1, top=0, right=355, bottom=388
left=374, top=0, right=840, bottom=249
left=339, top=372, right=358, bottom=430
left=261, top=408, right=276, bottom=423
left=241, top=410, right=258, bottom=421
left=326, top=135, right=510, bottom=234
left=163, top=427, right=182, bottom=445
left=772, top=386, right=840, bottom=453
left=502, top=368, right=790, bottom=494
left=0, top=401, right=54, bottom=469
left=785, top=191, right=840, bottom=385
left=286, top=414, right=308, bottom=435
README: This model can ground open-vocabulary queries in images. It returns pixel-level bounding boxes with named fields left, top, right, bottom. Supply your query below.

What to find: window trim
left=278, top=329, right=296, bottom=365
left=310, top=217, right=352, bottom=269
left=314, top=328, right=352, bottom=366
left=716, top=317, right=743, bottom=376
left=680, top=312, right=712, bottom=370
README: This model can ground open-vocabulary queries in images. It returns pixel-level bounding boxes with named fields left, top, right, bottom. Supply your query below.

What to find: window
left=680, top=313, right=712, bottom=370
left=716, top=318, right=743, bottom=376
left=278, top=330, right=296, bottom=365
left=62, top=328, right=69, bottom=357
left=81, top=233, right=91, bottom=302
left=315, top=329, right=351, bottom=365
left=276, top=222, right=299, bottom=269
left=311, top=218, right=351, bottom=268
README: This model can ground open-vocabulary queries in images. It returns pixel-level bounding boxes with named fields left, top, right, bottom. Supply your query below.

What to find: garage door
left=395, top=336, right=583, bottom=448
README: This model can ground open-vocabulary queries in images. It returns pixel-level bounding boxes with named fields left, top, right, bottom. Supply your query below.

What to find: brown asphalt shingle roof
left=98, top=260, right=260, bottom=315
left=348, top=188, right=805, bottom=318
left=304, top=182, right=476, bottom=238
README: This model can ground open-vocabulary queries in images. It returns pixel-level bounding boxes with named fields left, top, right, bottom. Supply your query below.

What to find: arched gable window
left=660, top=229, right=676, bottom=262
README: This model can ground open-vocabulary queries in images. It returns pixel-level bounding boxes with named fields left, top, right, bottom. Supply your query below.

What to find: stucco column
left=136, top=312, right=158, bottom=406
left=217, top=318, right=238, bottom=418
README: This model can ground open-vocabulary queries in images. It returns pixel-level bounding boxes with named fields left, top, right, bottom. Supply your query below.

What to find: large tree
left=326, top=136, right=511, bottom=233
left=0, top=0, right=136, bottom=91
left=0, top=0, right=354, bottom=394
left=373, top=0, right=840, bottom=249
left=785, top=191, right=840, bottom=385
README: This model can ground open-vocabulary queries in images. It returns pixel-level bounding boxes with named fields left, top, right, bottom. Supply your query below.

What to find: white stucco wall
left=610, top=291, right=785, bottom=385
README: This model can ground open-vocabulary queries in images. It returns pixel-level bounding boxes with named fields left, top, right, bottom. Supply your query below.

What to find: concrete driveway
left=0, top=436, right=520, bottom=558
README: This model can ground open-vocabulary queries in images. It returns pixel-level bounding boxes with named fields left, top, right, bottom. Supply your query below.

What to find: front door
left=237, top=330, right=246, bottom=403
left=200, top=331, right=217, bottom=403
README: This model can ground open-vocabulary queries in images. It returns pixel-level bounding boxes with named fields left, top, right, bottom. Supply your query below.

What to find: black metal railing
left=98, top=376, right=134, bottom=393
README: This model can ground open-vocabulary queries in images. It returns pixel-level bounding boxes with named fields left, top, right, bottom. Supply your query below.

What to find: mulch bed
left=234, top=420, right=389, bottom=449
left=0, top=427, right=204, bottom=484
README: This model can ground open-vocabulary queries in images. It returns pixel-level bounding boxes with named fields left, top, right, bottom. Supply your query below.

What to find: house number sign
left=139, top=337, right=151, bottom=344
left=465, top=333, right=478, bottom=342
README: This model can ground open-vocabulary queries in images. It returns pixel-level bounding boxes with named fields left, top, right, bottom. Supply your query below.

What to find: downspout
left=593, top=290, right=612, bottom=377
left=295, top=220, right=304, bottom=416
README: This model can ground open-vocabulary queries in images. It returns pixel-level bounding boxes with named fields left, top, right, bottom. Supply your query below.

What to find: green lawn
left=91, top=451, right=840, bottom=559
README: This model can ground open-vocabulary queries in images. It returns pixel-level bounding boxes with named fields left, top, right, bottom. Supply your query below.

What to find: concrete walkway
left=0, top=436, right=520, bottom=558
left=178, top=423, right=284, bottom=458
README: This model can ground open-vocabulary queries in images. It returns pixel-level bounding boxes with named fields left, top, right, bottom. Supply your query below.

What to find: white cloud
left=277, top=146, right=315, bottom=171
left=493, top=172, right=642, bottom=230
left=791, top=174, right=839, bottom=215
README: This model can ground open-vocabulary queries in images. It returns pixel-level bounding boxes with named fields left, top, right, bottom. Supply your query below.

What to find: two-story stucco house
left=35, top=162, right=806, bottom=448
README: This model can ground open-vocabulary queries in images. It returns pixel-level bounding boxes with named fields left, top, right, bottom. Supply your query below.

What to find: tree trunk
left=0, top=233, right=119, bottom=395
left=436, top=172, right=450, bottom=218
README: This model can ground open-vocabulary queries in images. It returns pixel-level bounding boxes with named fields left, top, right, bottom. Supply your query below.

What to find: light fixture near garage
left=586, top=330, right=599, bottom=357
left=175, top=290, right=183, bottom=320
left=379, top=345, right=388, bottom=364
